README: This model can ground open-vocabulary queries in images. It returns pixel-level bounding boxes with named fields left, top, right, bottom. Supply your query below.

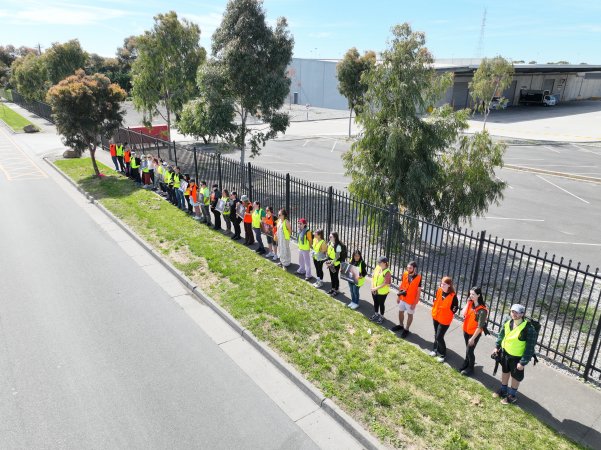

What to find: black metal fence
left=4, top=90, right=601, bottom=384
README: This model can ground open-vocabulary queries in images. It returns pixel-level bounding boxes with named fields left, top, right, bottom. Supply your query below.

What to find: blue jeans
left=175, top=189, right=185, bottom=209
left=348, top=281, right=360, bottom=305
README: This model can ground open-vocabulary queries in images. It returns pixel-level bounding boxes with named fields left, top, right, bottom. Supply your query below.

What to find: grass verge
left=0, top=103, right=37, bottom=132
left=56, top=157, right=581, bottom=450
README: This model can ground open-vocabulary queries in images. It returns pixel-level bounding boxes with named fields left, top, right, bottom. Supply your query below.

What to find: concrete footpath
left=92, top=127, right=601, bottom=449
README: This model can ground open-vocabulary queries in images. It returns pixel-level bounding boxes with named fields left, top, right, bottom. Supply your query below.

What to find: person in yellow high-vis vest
left=251, top=201, right=266, bottom=254
left=370, top=256, right=391, bottom=325
left=115, top=142, right=125, bottom=172
left=296, top=218, right=313, bottom=281
left=491, top=304, right=536, bottom=405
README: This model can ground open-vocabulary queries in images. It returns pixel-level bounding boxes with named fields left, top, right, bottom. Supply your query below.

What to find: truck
left=519, top=89, right=557, bottom=106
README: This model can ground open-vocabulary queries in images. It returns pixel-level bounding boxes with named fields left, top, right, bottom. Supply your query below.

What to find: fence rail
left=4, top=90, right=601, bottom=384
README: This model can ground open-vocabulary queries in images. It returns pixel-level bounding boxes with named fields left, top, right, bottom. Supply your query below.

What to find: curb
left=505, top=164, right=601, bottom=184
left=43, top=157, right=385, bottom=450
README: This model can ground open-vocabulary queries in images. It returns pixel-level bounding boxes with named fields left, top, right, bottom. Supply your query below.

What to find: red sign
left=129, top=124, right=169, bottom=141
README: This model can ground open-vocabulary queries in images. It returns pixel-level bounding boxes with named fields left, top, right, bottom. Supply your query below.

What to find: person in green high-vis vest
left=115, top=142, right=125, bottom=172
left=491, top=304, right=536, bottom=405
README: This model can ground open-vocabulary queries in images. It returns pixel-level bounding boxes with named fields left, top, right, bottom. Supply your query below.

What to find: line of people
left=110, top=142, right=538, bottom=406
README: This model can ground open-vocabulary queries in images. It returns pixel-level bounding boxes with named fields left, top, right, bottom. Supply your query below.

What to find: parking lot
left=229, top=136, right=601, bottom=269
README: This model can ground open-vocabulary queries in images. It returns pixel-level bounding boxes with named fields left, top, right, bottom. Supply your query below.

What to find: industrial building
left=287, top=57, right=601, bottom=110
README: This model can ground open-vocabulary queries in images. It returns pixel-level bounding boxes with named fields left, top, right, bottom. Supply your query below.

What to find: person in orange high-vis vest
left=459, top=287, right=489, bottom=376
left=109, top=142, right=119, bottom=171
left=123, top=145, right=131, bottom=178
left=241, top=195, right=254, bottom=245
left=430, top=276, right=458, bottom=363
left=391, top=261, right=422, bottom=338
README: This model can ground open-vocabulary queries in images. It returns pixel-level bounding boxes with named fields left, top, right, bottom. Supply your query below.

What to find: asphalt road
left=0, top=127, right=317, bottom=449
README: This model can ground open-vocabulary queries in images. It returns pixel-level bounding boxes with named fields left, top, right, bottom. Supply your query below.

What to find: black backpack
left=519, top=318, right=541, bottom=366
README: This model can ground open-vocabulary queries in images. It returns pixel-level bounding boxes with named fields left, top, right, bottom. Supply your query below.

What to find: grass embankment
left=0, top=103, right=37, bottom=132
left=56, top=158, right=580, bottom=450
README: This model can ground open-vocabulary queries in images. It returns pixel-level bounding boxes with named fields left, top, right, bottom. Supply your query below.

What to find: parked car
left=490, top=97, right=508, bottom=110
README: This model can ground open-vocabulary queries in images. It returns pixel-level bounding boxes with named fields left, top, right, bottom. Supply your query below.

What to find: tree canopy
left=176, top=62, right=236, bottom=144
left=131, top=11, right=205, bottom=138
left=469, top=56, right=514, bottom=128
left=47, top=70, right=126, bottom=176
left=344, top=23, right=505, bottom=227
left=209, top=0, right=294, bottom=165
left=11, top=53, right=49, bottom=101
left=44, top=39, right=88, bottom=85
left=336, top=47, right=376, bottom=136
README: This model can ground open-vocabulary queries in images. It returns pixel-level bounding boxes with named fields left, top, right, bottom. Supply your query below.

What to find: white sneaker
left=265, top=252, right=273, bottom=258
left=429, top=351, right=437, bottom=357
left=436, top=356, right=445, bottom=363
left=272, top=255, right=278, bottom=261
left=350, top=303, right=359, bottom=310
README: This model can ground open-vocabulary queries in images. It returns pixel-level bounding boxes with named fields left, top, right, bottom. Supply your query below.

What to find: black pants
left=372, top=293, right=386, bottom=314
left=433, top=320, right=450, bottom=357
left=186, top=195, right=193, bottom=213
left=132, top=169, right=140, bottom=184
left=233, top=218, right=241, bottom=237
left=253, top=228, right=264, bottom=251
left=329, top=263, right=340, bottom=290
left=244, top=222, right=254, bottom=244
left=213, top=209, right=221, bottom=229
left=117, top=156, right=125, bottom=171
left=125, top=163, right=131, bottom=177
left=314, top=259, right=325, bottom=280
left=462, top=331, right=482, bottom=370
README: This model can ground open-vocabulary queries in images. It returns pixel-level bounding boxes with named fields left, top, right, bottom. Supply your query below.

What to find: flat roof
left=435, top=64, right=601, bottom=74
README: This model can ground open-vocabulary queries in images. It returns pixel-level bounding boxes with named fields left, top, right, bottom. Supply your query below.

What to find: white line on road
left=573, top=144, right=601, bottom=156
left=331, top=140, right=337, bottom=152
left=543, top=145, right=560, bottom=154
left=302, top=140, right=309, bottom=147
left=503, top=239, right=601, bottom=247
left=484, top=217, right=544, bottom=222
left=536, top=175, right=590, bottom=204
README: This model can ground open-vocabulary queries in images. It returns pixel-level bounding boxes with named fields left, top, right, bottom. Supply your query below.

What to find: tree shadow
left=470, top=100, right=601, bottom=124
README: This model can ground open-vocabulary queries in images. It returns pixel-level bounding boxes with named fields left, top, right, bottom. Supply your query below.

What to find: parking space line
left=543, top=145, right=560, bottom=154
left=573, top=144, right=601, bottom=157
left=302, top=140, right=309, bottom=147
left=484, top=216, right=544, bottom=222
left=330, top=140, right=337, bottom=152
left=503, top=239, right=601, bottom=247
left=536, top=175, right=590, bottom=204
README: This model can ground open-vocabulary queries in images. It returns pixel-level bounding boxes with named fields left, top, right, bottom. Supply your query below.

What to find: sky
left=1, top=0, right=600, bottom=64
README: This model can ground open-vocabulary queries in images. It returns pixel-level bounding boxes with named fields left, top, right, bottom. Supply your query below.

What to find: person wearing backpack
left=296, top=218, right=313, bottom=281
left=491, top=304, right=537, bottom=405
left=325, top=232, right=344, bottom=297
left=459, top=287, right=489, bottom=376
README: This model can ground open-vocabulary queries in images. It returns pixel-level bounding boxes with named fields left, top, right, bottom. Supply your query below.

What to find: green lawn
left=56, top=158, right=581, bottom=450
left=0, top=103, right=37, bottom=132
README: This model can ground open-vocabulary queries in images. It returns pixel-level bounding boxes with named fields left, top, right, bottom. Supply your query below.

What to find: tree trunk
left=239, top=108, right=246, bottom=168
left=166, top=104, right=172, bottom=142
left=89, top=142, right=100, bottom=176
left=348, top=108, right=353, bottom=137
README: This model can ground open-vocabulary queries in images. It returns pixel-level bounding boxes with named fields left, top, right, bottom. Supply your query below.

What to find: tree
left=47, top=70, right=126, bottom=176
left=336, top=47, right=376, bottom=137
left=469, top=56, right=514, bottom=129
left=513, top=60, right=525, bottom=64
left=114, top=36, right=138, bottom=93
left=176, top=63, right=236, bottom=144
left=131, top=11, right=205, bottom=140
left=11, top=53, right=49, bottom=101
left=44, top=39, right=88, bottom=85
left=344, top=23, right=505, bottom=227
left=528, top=60, right=537, bottom=64
left=211, top=0, right=294, bottom=166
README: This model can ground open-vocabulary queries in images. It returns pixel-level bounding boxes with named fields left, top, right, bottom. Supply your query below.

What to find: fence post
left=286, top=173, right=291, bottom=213
left=470, top=230, right=487, bottom=287
left=173, top=141, right=178, bottom=166
left=584, top=314, right=601, bottom=381
left=217, top=153, right=223, bottom=191
left=385, top=203, right=396, bottom=257
left=156, top=140, right=161, bottom=159
left=193, top=146, right=199, bottom=183
left=247, top=162, right=253, bottom=200
left=326, top=186, right=333, bottom=238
